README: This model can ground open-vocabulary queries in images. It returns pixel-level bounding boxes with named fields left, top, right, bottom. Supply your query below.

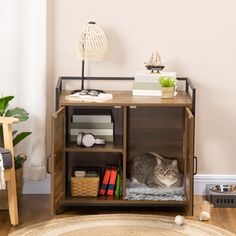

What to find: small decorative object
left=175, top=215, right=185, bottom=225
left=145, top=51, right=165, bottom=73
left=159, top=76, right=175, bottom=99
left=74, top=21, right=109, bottom=94
left=199, top=200, right=214, bottom=221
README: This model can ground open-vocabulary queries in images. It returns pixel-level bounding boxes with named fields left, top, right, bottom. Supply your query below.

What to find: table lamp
left=74, top=21, right=108, bottom=94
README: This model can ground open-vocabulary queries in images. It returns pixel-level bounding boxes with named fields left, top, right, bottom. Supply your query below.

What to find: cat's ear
left=156, top=158, right=162, bottom=166
left=171, top=159, right=178, bottom=167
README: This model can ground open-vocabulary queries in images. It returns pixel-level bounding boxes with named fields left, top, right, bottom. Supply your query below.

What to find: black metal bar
left=81, top=60, right=85, bottom=90
left=193, top=156, right=198, bottom=175
left=56, top=77, right=62, bottom=110
left=55, top=76, right=196, bottom=114
left=186, top=78, right=196, bottom=115
left=177, top=77, right=196, bottom=115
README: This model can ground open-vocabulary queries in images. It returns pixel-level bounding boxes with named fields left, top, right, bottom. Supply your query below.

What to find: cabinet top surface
left=60, top=90, right=192, bottom=107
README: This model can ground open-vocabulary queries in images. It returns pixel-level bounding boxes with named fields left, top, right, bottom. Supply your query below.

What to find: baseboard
left=22, top=176, right=51, bottom=194
left=194, top=174, right=236, bottom=195
left=22, top=174, right=236, bottom=195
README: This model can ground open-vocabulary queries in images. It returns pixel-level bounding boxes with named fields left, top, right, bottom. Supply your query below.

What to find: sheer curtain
left=0, top=0, right=47, bottom=180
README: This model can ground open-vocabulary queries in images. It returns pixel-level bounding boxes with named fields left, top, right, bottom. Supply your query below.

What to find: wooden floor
left=1, top=195, right=236, bottom=235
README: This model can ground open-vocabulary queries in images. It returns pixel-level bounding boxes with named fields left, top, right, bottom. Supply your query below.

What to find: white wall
left=47, top=0, right=236, bottom=175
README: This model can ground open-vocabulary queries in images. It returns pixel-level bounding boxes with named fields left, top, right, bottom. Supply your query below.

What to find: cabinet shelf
left=65, top=143, right=123, bottom=153
left=62, top=196, right=187, bottom=207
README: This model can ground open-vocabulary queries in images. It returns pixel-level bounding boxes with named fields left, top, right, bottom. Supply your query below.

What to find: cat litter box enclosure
left=206, top=184, right=236, bottom=208
left=51, top=77, right=196, bottom=216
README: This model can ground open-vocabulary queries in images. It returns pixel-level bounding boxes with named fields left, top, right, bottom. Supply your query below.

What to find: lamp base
left=71, top=89, right=105, bottom=96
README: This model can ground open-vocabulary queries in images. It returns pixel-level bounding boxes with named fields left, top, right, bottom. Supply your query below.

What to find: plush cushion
left=0, top=148, right=12, bottom=169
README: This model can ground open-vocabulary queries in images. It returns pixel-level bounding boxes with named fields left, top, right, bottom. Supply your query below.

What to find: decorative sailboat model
left=145, top=52, right=165, bottom=73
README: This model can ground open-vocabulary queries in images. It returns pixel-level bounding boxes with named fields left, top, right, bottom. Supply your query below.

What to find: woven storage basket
left=71, top=176, right=99, bottom=197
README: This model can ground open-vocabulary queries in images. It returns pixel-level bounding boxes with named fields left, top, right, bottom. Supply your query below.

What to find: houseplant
left=159, top=76, right=175, bottom=99
left=0, top=96, right=31, bottom=209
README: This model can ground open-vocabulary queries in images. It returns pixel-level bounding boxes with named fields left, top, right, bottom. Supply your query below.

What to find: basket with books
left=71, top=167, right=100, bottom=197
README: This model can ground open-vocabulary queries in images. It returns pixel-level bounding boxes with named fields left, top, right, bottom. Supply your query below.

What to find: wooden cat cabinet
left=51, top=77, right=196, bottom=216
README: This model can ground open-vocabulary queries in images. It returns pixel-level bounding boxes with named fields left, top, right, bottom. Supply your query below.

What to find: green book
left=115, top=162, right=123, bottom=198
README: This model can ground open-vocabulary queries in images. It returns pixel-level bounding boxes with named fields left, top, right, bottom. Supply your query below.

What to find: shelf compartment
left=62, top=196, right=187, bottom=207
left=66, top=135, right=123, bottom=153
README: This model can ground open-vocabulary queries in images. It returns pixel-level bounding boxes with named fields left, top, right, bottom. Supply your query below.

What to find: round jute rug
left=9, top=214, right=235, bottom=236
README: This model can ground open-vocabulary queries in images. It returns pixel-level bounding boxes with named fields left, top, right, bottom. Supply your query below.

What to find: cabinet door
left=184, top=107, right=194, bottom=215
left=51, top=107, right=65, bottom=214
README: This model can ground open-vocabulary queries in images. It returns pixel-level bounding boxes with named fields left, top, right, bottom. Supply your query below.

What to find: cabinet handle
left=193, top=156, right=198, bottom=175
left=47, top=155, right=51, bottom=174
left=114, top=106, right=121, bottom=109
left=129, top=106, right=137, bottom=109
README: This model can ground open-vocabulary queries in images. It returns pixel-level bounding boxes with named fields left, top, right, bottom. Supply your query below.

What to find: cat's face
left=155, top=159, right=179, bottom=187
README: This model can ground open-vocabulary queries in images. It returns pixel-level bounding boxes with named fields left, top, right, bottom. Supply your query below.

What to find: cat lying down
left=128, top=152, right=183, bottom=188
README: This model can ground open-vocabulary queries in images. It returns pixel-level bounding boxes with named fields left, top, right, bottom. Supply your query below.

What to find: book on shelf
left=65, top=93, right=113, bottom=103
left=133, top=82, right=161, bottom=90
left=72, top=115, right=112, bottom=123
left=132, top=89, right=162, bottom=96
left=99, top=168, right=112, bottom=195
left=133, top=90, right=177, bottom=97
left=135, top=71, right=176, bottom=83
left=107, top=167, right=118, bottom=196
left=115, top=162, right=122, bottom=198
left=70, top=122, right=113, bottom=129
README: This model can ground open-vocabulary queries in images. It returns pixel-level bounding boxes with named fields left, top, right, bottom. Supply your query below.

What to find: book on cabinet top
left=135, top=71, right=176, bottom=83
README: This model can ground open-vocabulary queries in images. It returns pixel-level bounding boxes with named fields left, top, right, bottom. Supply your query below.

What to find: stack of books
left=99, top=163, right=122, bottom=197
left=70, top=110, right=114, bottom=143
left=133, top=71, right=176, bottom=96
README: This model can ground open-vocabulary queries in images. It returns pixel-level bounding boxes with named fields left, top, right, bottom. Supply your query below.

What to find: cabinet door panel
left=51, top=107, right=65, bottom=214
left=184, top=107, right=194, bottom=215
left=127, top=107, right=184, bottom=169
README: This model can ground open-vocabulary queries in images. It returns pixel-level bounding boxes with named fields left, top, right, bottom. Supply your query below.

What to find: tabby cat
left=129, top=152, right=182, bottom=188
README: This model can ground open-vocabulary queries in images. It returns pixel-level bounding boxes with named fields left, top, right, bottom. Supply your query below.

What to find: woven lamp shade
left=77, top=22, right=108, bottom=61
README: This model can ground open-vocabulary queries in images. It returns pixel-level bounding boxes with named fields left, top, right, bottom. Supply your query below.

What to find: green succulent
left=159, top=76, right=175, bottom=87
left=0, top=96, right=31, bottom=169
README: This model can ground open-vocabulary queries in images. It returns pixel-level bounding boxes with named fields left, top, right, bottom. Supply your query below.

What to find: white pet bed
left=125, top=179, right=185, bottom=201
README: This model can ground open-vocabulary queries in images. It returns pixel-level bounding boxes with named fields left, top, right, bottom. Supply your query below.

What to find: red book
left=99, top=168, right=112, bottom=195
left=107, top=167, right=117, bottom=196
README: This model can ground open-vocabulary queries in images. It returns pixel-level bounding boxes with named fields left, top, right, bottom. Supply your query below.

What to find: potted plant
left=0, top=96, right=31, bottom=208
left=159, top=76, right=175, bottom=99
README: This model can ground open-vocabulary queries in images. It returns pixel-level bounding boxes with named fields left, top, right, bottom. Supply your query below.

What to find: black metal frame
left=55, top=76, right=196, bottom=113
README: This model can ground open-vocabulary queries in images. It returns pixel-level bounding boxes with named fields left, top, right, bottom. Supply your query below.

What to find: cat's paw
left=147, top=183, right=158, bottom=188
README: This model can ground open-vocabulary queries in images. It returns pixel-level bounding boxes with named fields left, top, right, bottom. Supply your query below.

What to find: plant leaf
left=0, top=96, right=14, bottom=115
left=13, top=132, right=32, bottom=146
left=5, top=107, right=29, bottom=121
left=14, top=154, right=27, bottom=169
